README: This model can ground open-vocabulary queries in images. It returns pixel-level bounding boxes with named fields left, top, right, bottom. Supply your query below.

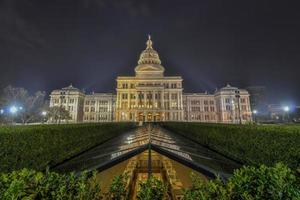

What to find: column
left=152, top=91, right=155, bottom=109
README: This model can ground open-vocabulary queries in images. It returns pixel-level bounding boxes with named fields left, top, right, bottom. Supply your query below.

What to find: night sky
left=0, top=0, right=300, bottom=104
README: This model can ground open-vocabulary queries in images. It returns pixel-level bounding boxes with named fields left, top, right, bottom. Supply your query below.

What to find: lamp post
left=41, top=111, right=47, bottom=124
left=253, top=110, right=258, bottom=123
left=235, top=90, right=242, bottom=124
left=283, top=106, right=290, bottom=122
left=9, top=106, right=18, bottom=124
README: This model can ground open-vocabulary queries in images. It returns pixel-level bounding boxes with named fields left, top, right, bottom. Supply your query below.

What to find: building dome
left=135, top=35, right=165, bottom=77
left=220, top=84, right=238, bottom=91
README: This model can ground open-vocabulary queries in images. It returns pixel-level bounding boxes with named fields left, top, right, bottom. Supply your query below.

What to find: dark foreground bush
left=162, top=122, right=300, bottom=170
left=0, top=169, right=101, bottom=200
left=0, top=123, right=134, bottom=172
left=137, top=176, right=167, bottom=200
left=1, top=164, right=299, bottom=200
left=183, top=163, right=300, bottom=200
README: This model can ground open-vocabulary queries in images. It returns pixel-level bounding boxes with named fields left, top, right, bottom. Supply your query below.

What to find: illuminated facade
left=83, top=93, right=116, bottom=122
left=115, top=35, right=183, bottom=122
left=49, top=36, right=252, bottom=123
left=49, top=85, right=85, bottom=123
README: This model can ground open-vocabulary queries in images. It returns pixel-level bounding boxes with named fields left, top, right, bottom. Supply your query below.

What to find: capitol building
left=50, top=36, right=252, bottom=123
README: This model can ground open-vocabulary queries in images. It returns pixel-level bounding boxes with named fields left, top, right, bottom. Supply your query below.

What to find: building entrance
left=147, top=113, right=153, bottom=121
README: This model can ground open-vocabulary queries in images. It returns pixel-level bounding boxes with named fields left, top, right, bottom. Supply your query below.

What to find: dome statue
left=135, top=35, right=165, bottom=77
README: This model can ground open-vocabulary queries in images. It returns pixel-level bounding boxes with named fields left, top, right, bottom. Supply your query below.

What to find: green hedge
left=1, top=164, right=299, bottom=199
left=0, top=123, right=134, bottom=172
left=183, top=163, right=300, bottom=200
left=0, top=169, right=101, bottom=200
left=162, top=122, right=300, bottom=170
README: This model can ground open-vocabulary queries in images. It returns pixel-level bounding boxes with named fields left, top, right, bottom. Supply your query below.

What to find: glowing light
left=283, top=106, right=290, bottom=112
left=253, top=110, right=258, bottom=114
left=10, top=106, right=18, bottom=114
left=42, top=111, right=47, bottom=116
left=19, top=106, right=23, bottom=110
left=0, top=109, right=4, bottom=114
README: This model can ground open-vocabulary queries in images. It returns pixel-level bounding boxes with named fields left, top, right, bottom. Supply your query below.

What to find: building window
left=68, top=106, right=73, bottom=111
left=242, top=105, right=247, bottom=111
left=155, top=93, right=161, bottom=99
left=90, top=107, right=95, bottom=112
left=210, top=100, right=214, bottom=105
left=99, top=100, right=108, bottom=105
left=122, top=83, right=128, bottom=89
left=85, top=101, right=90, bottom=105
left=226, top=105, right=231, bottom=111
left=122, top=93, right=128, bottom=99
left=99, top=107, right=108, bottom=112
left=204, top=100, right=208, bottom=105
left=225, top=98, right=230, bottom=103
left=204, top=106, right=209, bottom=112
left=210, top=106, right=215, bottom=112
left=241, top=98, right=246, bottom=103
left=91, top=101, right=95, bottom=105
left=69, top=99, right=75, bottom=103
left=171, top=93, right=177, bottom=100
left=84, top=107, right=89, bottom=112
left=147, top=93, right=152, bottom=99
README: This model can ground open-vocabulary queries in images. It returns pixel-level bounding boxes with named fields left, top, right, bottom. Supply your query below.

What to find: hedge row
left=183, top=163, right=300, bottom=200
left=0, top=169, right=101, bottom=200
left=0, top=123, right=135, bottom=172
left=162, top=122, right=300, bottom=170
left=1, top=163, right=299, bottom=200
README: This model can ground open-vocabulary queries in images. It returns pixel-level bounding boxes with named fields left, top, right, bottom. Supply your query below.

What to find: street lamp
left=283, top=106, right=290, bottom=112
left=9, top=106, right=18, bottom=114
left=0, top=109, right=4, bottom=114
left=235, top=90, right=242, bottom=124
left=283, top=106, right=290, bottom=122
left=253, top=110, right=258, bottom=123
left=41, top=111, right=47, bottom=124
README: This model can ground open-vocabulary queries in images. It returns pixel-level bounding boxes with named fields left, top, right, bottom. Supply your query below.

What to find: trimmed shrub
left=0, top=123, right=134, bottom=172
left=162, top=122, right=300, bottom=170
left=0, top=168, right=102, bottom=200
left=137, top=176, right=167, bottom=200
left=183, top=163, right=300, bottom=200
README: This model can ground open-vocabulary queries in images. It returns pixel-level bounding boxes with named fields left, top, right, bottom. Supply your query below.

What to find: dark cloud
left=0, top=0, right=45, bottom=49
left=0, top=0, right=300, bottom=103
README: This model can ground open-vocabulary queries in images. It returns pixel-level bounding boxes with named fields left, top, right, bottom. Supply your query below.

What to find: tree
left=108, top=173, right=128, bottom=200
left=137, top=176, right=167, bottom=200
left=1, top=86, right=47, bottom=124
left=47, top=106, right=71, bottom=124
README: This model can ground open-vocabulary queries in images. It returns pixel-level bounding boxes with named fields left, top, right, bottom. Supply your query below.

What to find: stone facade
left=116, top=36, right=183, bottom=122
left=183, top=93, right=217, bottom=122
left=49, top=85, right=85, bottom=123
left=83, top=93, right=116, bottom=123
left=214, top=85, right=252, bottom=123
left=49, top=36, right=252, bottom=123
